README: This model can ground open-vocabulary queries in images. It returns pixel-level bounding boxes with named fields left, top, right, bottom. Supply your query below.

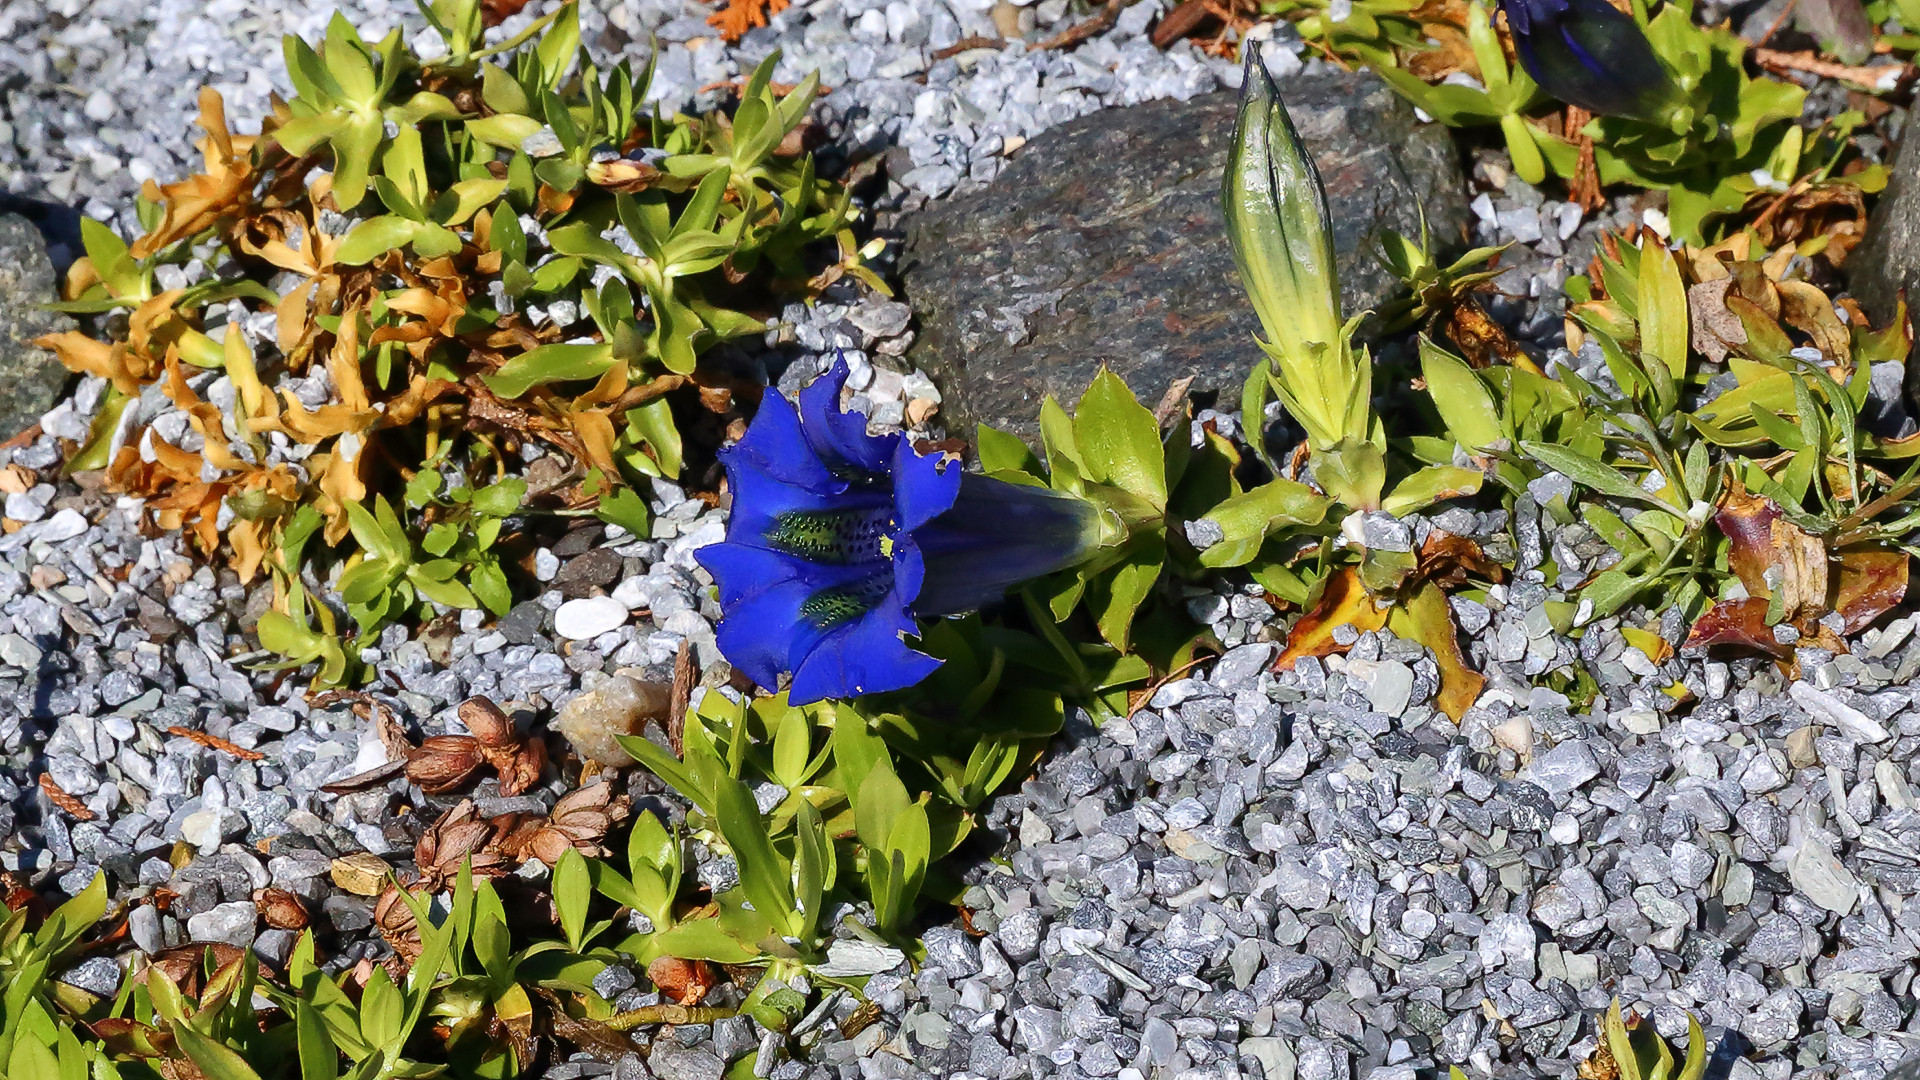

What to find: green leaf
left=771, top=707, right=811, bottom=789
left=977, top=423, right=1044, bottom=478
left=793, top=800, right=831, bottom=940
left=1637, top=240, right=1689, bottom=381
left=1576, top=565, right=1650, bottom=621
left=1419, top=338, right=1503, bottom=451
left=334, top=215, right=423, bottom=266
left=1088, top=535, right=1165, bottom=651
left=596, top=487, right=651, bottom=536
left=625, top=396, right=684, bottom=478
left=482, top=342, right=616, bottom=398
left=38, top=872, right=107, bottom=959
left=468, top=559, right=512, bottom=617
left=648, top=919, right=759, bottom=965
left=1519, top=441, right=1665, bottom=509
left=471, top=477, right=526, bottom=517
left=330, top=116, right=385, bottom=213
left=1195, top=479, right=1331, bottom=568
left=533, top=1, right=580, bottom=88
left=172, top=1024, right=266, bottom=1080
left=617, top=733, right=712, bottom=816
left=358, top=965, right=404, bottom=1051
left=1074, top=368, right=1166, bottom=509
left=553, top=848, right=592, bottom=952
left=297, top=1000, right=340, bottom=1080
left=439, top=178, right=509, bottom=226
left=855, top=758, right=912, bottom=852
left=1381, top=465, right=1484, bottom=517
left=712, top=774, right=796, bottom=937
left=481, top=62, right=531, bottom=116
left=464, top=112, right=546, bottom=149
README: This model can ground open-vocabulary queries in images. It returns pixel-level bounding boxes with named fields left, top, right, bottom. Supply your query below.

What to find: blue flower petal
left=709, top=573, right=814, bottom=690
left=798, top=355, right=898, bottom=475
left=724, top=379, right=842, bottom=494
left=1498, top=0, right=1672, bottom=119
left=890, top=438, right=962, bottom=534
left=722, top=451, right=890, bottom=562
left=699, top=543, right=892, bottom=691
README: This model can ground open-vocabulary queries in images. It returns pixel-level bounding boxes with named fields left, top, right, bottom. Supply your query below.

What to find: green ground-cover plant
left=37, top=0, right=875, bottom=687
left=1306, top=0, right=1884, bottom=244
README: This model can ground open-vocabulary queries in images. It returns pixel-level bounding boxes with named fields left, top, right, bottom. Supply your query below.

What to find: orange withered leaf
left=133, top=87, right=257, bottom=258
left=707, top=0, right=791, bottom=40
left=1274, top=567, right=1388, bottom=672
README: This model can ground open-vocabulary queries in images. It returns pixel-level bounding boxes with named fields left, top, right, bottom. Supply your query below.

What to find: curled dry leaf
left=509, top=781, right=631, bottom=865
left=253, top=887, right=309, bottom=930
left=1716, top=481, right=1827, bottom=622
left=374, top=886, right=424, bottom=964
left=1384, top=581, right=1486, bottom=722
left=1832, top=547, right=1909, bottom=634
left=414, top=799, right=519, bottom=891
left=1417, top=529, right=1506, bottom=590
left=1682, top=597, right=1792, bottom=658
left=406, top=734, right=488, bottom=793
left=1700, top=481, right=1911, bottom=655
left=1273, top=566, right=1388, bottom=672
left=1688, top=278, right=1747, bottom=364
left=647, top=955, right=718, bottom=1006
left=458, top=695, right=519, bottom=748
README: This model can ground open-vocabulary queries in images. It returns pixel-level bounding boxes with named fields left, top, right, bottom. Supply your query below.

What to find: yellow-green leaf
left=1637, top=240, right=1689, bottom=381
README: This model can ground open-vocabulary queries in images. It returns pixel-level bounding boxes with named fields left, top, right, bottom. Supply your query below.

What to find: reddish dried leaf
left=1832, top=546, right=1909, bottom=634
left=1714, top=484, right=1783, bottom=596
left=1682, top=598, right=1792, bottom=658
left=1417, top=530, right=1505, bottom=590
left=648, top=955, right=718, bottom=1005
left=1274, top=567, right=1388, bottom=672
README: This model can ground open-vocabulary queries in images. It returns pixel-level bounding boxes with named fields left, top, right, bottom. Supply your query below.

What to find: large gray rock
left=899, top=69, right=1470, bottom=441
left=1854, top=130, right=1919, bottom=327
left=0, top=213, right=75, bottom=439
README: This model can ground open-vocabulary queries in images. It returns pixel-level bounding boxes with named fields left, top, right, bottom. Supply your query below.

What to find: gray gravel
left=4, top=2, right=1920, bottom=1080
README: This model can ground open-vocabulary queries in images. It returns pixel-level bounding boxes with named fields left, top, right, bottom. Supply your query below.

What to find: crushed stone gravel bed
left=5, top=3, right=1920, bottom=1080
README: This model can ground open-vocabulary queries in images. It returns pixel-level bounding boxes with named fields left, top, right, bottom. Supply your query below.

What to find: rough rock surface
left=0, top=213, right=73, bottom=439
left=1853, top=117, right=1920, bottom=329
left=900, top=69, right=1471, bottom=439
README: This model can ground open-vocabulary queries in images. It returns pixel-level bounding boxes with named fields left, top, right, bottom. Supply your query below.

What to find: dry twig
left=668, top=639, right=695, bottom=757
left=39, top=773, right=94, bottom=820
left=1752, top=48, right=1912, bottom=89
left=167, top=725, right=266, bottom=762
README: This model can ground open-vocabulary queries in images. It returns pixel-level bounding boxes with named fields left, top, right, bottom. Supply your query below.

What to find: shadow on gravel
left=0, top=192, right=84, bottom=275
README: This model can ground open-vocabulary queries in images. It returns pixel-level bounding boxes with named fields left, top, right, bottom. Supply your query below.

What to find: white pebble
left=554, top=596, right=629, bottom=640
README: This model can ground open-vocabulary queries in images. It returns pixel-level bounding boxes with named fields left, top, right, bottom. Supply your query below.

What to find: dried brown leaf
left=1273, top=567, right=1388, bottom=672
left=1832, top=546, right=1909, bottom=634
left=406, top=735, right=487, bottom=793
left=1682, top=597, right=1792, bottom=658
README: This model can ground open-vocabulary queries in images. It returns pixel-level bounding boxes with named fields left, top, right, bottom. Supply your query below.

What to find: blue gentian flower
left=1499, top=0, right=1675, bottom=120
left=697, top=357, right=1102, bottom=703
